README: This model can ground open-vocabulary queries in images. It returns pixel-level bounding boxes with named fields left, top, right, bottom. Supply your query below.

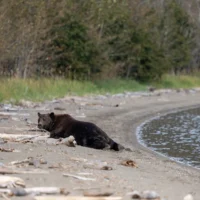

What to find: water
left=138, top=107, right=200, bottom=169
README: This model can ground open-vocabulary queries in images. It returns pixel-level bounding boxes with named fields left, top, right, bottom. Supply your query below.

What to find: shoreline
left=1, top=89, right=200, bottom=200
left=135, top=104, right=200, bottom=171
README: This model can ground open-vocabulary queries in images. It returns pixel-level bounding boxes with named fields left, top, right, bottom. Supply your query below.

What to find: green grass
left=1, top=75, right=200, bottom=103
left=0, top=78, right=146, bottom=103
left=152, top=75, right=200, bottom=89
left=94, top=79, right=146, bottom=94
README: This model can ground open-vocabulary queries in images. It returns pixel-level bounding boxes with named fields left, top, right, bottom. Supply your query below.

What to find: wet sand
left=1, top=90, right=200, bottom=200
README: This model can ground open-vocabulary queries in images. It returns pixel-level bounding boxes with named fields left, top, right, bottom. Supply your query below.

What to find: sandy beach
left=1, top=89, right=200, bottom=200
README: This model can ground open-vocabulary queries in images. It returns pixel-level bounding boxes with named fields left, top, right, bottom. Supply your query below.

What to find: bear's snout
left=38, top=124, right=42, bottom=129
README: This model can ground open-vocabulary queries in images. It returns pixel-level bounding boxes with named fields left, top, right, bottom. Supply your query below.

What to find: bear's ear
left=38, top=112, right=41, bottom=117
left=49, top=112, right=55, bottom=120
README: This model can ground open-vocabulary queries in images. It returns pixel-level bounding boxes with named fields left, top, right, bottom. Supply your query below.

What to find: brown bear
left=37, top=112, right=123, bottom=151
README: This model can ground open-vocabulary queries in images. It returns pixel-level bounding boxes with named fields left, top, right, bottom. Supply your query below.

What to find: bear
left=37, top=112, right=123, bottom=151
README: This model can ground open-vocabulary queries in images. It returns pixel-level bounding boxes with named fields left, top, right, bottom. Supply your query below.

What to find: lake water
left=137, top=107, right=200, bottom=169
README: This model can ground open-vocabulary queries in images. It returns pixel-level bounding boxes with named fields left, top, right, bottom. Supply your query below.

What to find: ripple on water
left=138, top=107, right=200, bottom=169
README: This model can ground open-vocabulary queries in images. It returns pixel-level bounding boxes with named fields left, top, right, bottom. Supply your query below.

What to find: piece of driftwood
left=0, top=127, right=46, bottom=132
left=0, top=167, right=49, bottom=175
left=0, top=133, right=39, bottom=140
left=0, top=133, right=48, bottom=144
left=34, top=196, right=122, bottom=200
left=0, top=148, right=14, bottom=153
left=63, top=174, right=96, bottom=181
left=0, top=187, right=68, bottom=196
left=69, top=157, right=87, bottom=162
left=0, top=176, right=25, bottom=188
left=83, top=189, right=113, bottom=197
left=0, top=112, right=29, bottom=116
left=0, top=193, right=11, bottom=200
left=10, top=158, right=30, bottom=165
left=59, top=136, right=76, bottom=147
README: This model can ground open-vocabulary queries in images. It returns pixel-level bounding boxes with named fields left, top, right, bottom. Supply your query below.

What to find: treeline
left=0, top=0, right=200, bottom=81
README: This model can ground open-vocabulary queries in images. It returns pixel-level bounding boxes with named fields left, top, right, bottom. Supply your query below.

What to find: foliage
left=0, top=0, right=198, bottom=82
left=44, top=13, right=100, bottom=79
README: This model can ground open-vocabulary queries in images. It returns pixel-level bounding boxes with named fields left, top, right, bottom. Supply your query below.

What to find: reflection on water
left=139, top=107, right=200, bottom=168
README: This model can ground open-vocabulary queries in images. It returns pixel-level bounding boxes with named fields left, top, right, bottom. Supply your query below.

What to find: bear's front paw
left=50, top=133, right=56, bottom=138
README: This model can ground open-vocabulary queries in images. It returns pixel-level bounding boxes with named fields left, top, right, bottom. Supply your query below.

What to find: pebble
left=127, top=190, right=140, bottom=199
left=141, top=190, right=160, bottom=199
left=127, top=190, right=160, bottom=199
left=11, top=187, right=27, bottom=196
left=39, top=158, right=47, bottom=165
left=120, top=159, right=137, bottom=168
left=0, top=138, right=6, bottom=144
left=184, top=194, right=194, bottom=200
left=84, top=160, right=113, bottom=170
left=28, top=157, right=40, bottom=168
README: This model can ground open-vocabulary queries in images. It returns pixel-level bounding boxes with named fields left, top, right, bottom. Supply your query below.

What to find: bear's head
left=38, top=112, right=55, bottom=131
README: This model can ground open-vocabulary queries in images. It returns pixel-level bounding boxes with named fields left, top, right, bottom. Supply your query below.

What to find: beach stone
left=39, top=158, right=47, bottom=165
left=11, top=187, right=27, bottom=196
left=127, top=190, right=140, bottom=199
left=183, top=194, right=194, bottom=200
left=120, top=159, right=137, bottom=168
left=141, top=190, right=160, bottom=199
left=28, top=157, right=40, bottom=168
left=0, top=138, right=6, bottom=144
left=84, top=160, right=113, bottom=170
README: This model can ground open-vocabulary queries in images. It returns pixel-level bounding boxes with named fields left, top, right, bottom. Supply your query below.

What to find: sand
left=0, top=89, right=200, bottom=200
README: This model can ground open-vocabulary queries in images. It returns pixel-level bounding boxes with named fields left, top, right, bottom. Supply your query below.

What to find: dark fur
left=38, top=112, right=123, bottom=151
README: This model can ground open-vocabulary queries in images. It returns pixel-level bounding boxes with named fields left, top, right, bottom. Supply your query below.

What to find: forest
left=0, top=0, right=200, bottom=82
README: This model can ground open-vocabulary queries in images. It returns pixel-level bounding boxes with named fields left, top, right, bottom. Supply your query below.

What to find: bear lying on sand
left=38, top=112, right=123, bottom=151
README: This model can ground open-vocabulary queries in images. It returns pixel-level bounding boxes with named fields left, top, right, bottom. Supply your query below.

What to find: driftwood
left=10, top=157, right=47, bottom=168
left=83, top=189, right=113, bottom=197
left=0, top=133, right=47, bottom=143
left=0, top=133, right=76, bottom=147
left=0, top=127, right=45, bottom=132
left=59, top=136, right=76, bottom=147
left=63, top=174, right=96, bottom=181
left=0, top=148, right=15, bottom=153
left=0, top=167, right=49, bottom=175
left=0, top=112, right=29, bottom=116
left=34, top=196, right=122, bottom=200
left=69, top=157, right=87, bottom=162
left=0, top=193, right=11, bottom=200
left=0, top=176, right=25, bottom=188
left=10, top=158, right=30, bottom=165
left=0, top=133, right=41, bottom=140
left=0, top=187, right=68, bottom=196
